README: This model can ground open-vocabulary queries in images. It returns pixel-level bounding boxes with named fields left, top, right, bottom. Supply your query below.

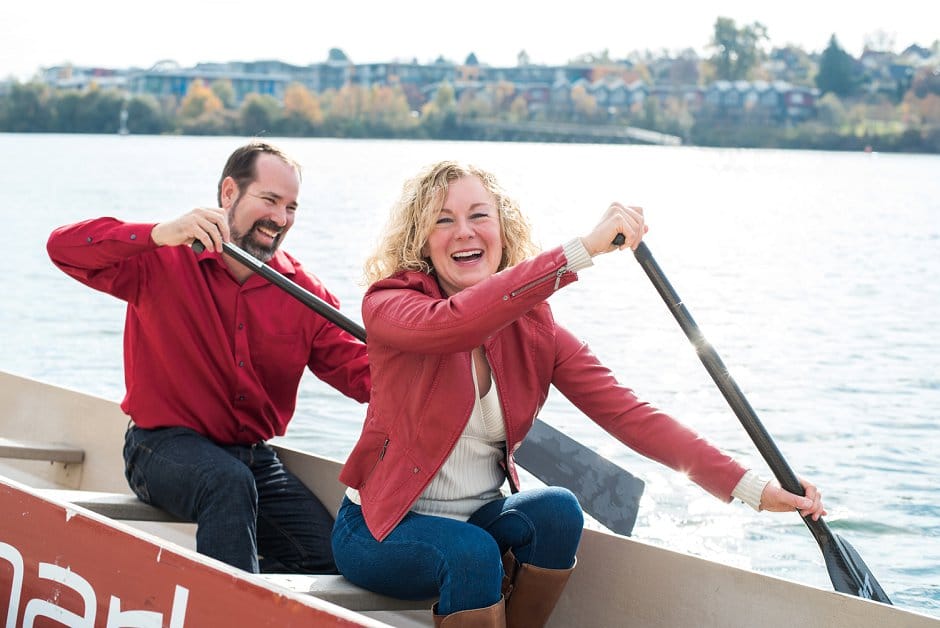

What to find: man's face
left=224, top=153, right=300, bottom=261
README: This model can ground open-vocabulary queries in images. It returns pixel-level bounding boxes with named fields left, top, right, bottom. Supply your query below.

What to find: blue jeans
left=123, top=425, right=336, bottom=574
left=331, top=487, right=583, bottom=614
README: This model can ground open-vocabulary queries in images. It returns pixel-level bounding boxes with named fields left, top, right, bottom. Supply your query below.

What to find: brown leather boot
left=432, top=598, right=506, bottom=627
left=504, top=559, right=576, bottom=628
left=501, top=549, right=519, bottom=598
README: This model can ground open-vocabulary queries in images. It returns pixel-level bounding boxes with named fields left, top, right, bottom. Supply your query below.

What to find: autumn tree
left=491, top=80, right=516, bottom=116
left=179, top=80, right=224, bottom=119
left=570, top=84, right=598, bottom=121
left=708, top=17, right=769, bottom=81
left=281, top=82, right=323, bottom=135
left=323, top=84, right=369, bottom=135
left=508, top=95, right=529, bottom=123
left=457, top=88, right=492, bottom=119
left=365, top=85, right=416, bottom=134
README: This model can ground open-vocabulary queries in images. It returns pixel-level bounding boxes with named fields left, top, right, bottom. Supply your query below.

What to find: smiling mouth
left=451, top=249, right=483, bottom=262
left=253, top=224, right=281, bottom=243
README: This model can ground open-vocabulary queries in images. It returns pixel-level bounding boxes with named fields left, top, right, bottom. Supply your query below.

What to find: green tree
left=211, top=79, right=236, bottom=109
left=238, top=93, right=281, bottom=135
left=708, top=17, right=769, bottom=81
left=52, top=90, right=83, bottom=132
left=75, top=86, right=124, bottom=133
left=1, top=82, right=54, bottom=132
left=420, top=82, right=458, bottom=137
left=126, top=94, right=168, bottom=134
left=327, top=48, right=350, bottom=63
left=816, top=92, right=848, bottom=128
left=816, top=35, right=857, bottom=97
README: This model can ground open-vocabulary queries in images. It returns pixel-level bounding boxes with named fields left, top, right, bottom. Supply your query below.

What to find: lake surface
left=1, top=133, right=938, bottom=618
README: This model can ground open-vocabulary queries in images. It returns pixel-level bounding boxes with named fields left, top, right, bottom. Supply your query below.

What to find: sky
left=2, top=1, right=936, bottom=81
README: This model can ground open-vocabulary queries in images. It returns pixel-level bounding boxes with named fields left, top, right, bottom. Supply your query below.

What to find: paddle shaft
left=215, top=241, right=366, bottom=339
left=632, top=241, right=890, bottom=602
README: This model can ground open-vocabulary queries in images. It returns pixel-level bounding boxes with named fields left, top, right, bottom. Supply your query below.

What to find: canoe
left=1, top=369, right=936, bottom=627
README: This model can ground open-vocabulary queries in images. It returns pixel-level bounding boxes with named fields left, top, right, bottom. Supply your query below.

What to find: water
left=2, top=133, right=938, bottom=618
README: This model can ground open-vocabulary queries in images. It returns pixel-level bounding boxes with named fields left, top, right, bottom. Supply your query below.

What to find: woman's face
left=422, top=175, right=503, bottom=296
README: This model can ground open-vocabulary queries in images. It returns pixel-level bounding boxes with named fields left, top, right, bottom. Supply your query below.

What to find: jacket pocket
left=359, top=438, right=425, bottom=506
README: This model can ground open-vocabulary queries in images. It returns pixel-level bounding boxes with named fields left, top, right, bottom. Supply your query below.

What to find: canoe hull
left=1, top=370, right=937, bottom=628
left=0, top=477, right=378, bottom=627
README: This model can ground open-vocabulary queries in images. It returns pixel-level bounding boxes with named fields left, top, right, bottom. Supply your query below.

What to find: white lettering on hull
left=1, top=541, right=189, bottom=627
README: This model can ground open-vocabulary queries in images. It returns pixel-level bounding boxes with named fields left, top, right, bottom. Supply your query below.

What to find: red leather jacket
left=339, top=245, right=746, bottom=541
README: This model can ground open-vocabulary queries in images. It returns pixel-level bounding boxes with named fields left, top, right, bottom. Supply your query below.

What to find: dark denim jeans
left=123, top=425, right=336, bottom=574
left=331, top=486, right=583, bottom=614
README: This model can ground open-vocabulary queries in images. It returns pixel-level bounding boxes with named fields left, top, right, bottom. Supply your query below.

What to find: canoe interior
left=1, top=370, right=936, bottom=628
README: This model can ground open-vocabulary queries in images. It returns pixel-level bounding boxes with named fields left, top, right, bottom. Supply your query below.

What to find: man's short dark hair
left=217, top=142, right=302, bottom=205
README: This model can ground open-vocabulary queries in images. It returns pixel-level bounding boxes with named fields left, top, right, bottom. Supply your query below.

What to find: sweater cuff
left=731, top=469, right=768, bottom=511
left=563, top=238, right=593, bottom=273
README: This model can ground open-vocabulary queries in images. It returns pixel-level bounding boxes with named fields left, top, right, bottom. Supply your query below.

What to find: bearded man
left=47, top=141, right=370, bottom=574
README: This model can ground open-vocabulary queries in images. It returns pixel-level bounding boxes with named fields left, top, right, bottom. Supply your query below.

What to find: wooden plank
left=37, top=489, right=184, bottom=522
left=0, top=437, right=84, bottom=463
left=259, top=574, right=434, bottom=612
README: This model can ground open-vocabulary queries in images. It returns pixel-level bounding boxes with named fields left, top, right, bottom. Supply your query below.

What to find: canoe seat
left=36, top=489, right=184, bottom=522
left=0, top=438, right=84, bottom=464
left=258, top=573, right=435, bottom=612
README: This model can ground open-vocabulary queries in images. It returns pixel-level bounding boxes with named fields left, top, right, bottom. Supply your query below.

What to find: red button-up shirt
left=47, top=218, right=370, bottom=445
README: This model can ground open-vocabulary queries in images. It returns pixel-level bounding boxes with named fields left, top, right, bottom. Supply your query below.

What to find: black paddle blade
left=515, top=419, right=645, bottom=536
left=819, top=533, right=892, bottom=603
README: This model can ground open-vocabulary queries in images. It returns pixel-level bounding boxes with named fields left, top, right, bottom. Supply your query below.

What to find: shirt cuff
left=563, top=238, right=593, bottom=273
left=731, top=469, right=768, bottom=511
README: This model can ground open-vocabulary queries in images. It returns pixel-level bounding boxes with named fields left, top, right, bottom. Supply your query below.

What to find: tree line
left=2, top=18, right=939, bottom=153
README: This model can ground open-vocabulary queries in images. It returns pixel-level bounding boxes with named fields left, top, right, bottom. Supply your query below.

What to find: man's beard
left=229, top=200, right=283, bottom=262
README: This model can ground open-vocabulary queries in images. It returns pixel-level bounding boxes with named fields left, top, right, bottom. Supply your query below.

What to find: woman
left=333, top=161, right=825, bottom=627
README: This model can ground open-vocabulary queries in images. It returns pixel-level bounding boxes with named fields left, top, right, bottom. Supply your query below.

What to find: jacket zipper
left=362, top=437, right=390, bottom=489
left=510, top=265, right=567, bottom=298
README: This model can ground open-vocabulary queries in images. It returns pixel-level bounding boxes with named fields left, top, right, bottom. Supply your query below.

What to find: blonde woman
left=332, top=161, right=825, bottom=627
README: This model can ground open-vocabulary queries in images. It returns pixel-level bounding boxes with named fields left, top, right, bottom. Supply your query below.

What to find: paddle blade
left=515, top=419, right=645, bottom=536
left=820, top=533, right=892, bottom=604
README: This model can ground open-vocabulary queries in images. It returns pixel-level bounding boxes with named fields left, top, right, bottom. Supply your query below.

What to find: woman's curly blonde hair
left=363, top=161, right=540, bottom=285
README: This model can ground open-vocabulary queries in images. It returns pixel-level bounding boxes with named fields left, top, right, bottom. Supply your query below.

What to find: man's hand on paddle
left=152, top=208, right=230, bottom=253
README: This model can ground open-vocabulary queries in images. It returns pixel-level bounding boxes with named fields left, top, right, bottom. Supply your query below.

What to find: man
left=47, top=142, right=370, bottom=574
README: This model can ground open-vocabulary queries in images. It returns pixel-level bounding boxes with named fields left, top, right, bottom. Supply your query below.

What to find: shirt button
left=86, top=236, right=93, bottom=243
left=237, top=395, right=246, bottom=401
left=238, top=323, right=245, bottom=330
left=502, top=295, right=509, bottom=301
left=130, top=234, right=137, bottom=240
left=412, top=467, right=419, bottom=474
left=238, top=360, right=244, bottom=367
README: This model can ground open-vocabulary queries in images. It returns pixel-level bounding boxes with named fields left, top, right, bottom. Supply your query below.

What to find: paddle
left=194, top=240, right=645, bottom=536
left=626, top=238, right=891, bottom=603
